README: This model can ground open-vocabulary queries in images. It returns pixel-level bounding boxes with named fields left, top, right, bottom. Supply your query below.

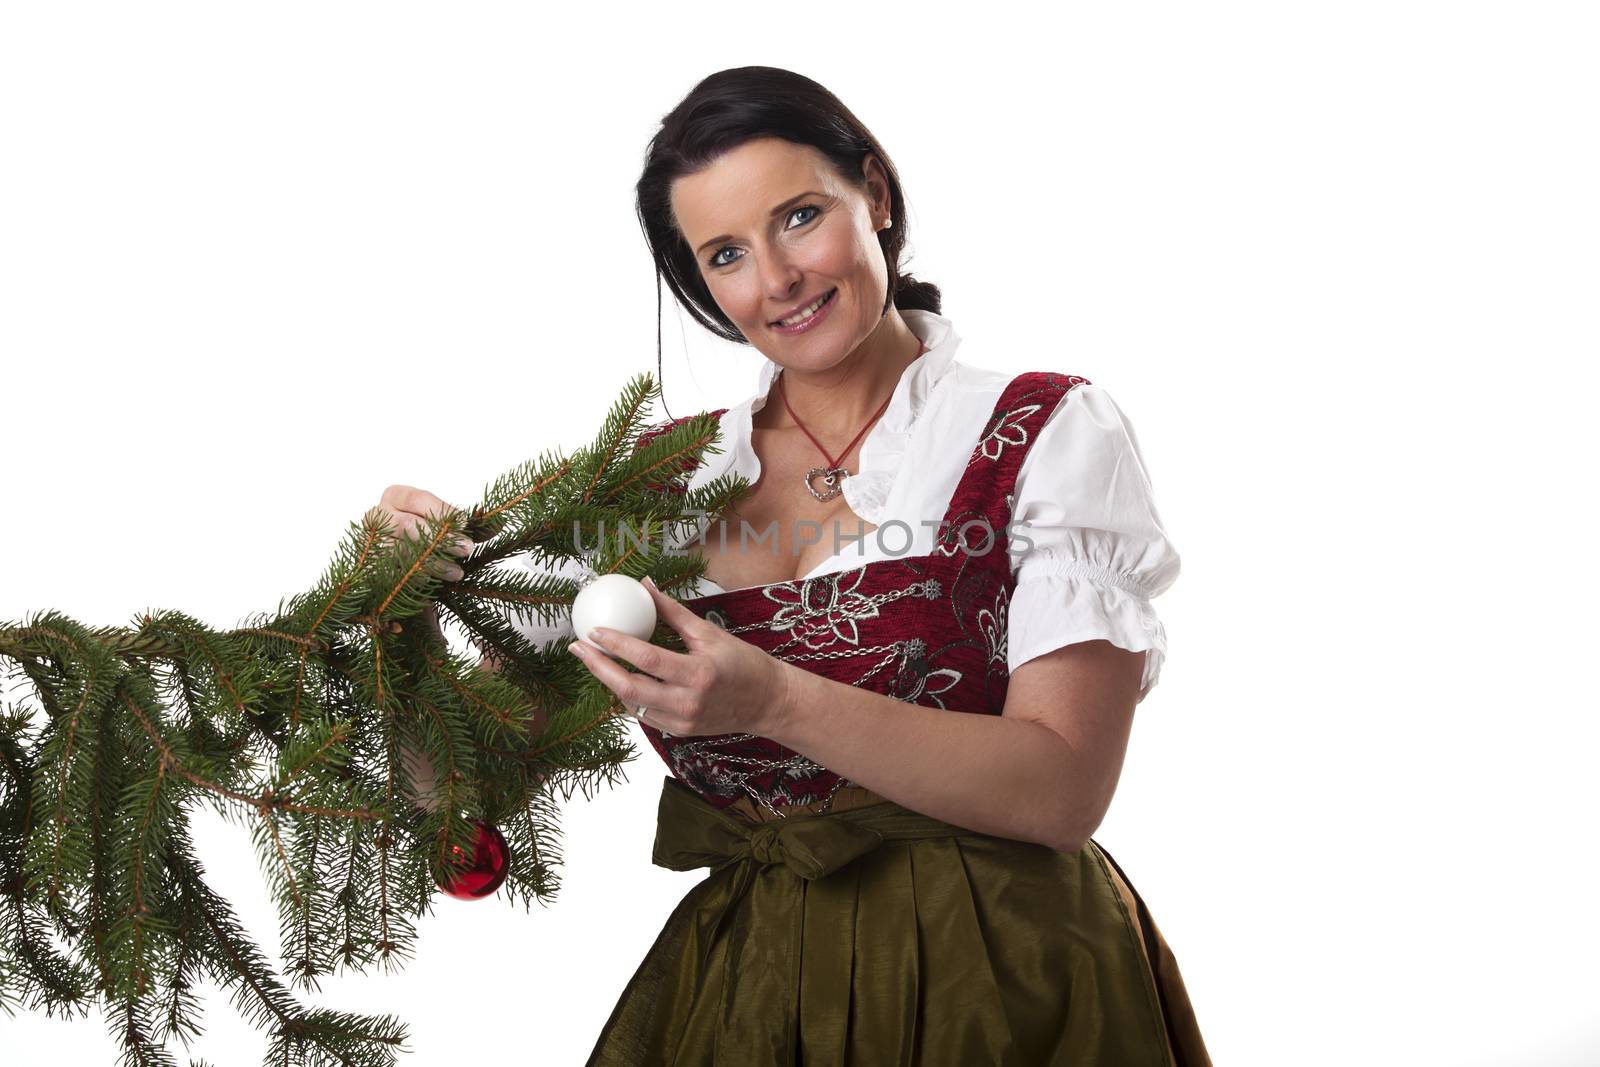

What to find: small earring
left=880, top=218, right=893, bottom=231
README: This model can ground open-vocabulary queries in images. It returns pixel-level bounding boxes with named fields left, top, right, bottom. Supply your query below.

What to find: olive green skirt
left=586, top=775, right=1211, bottom=1066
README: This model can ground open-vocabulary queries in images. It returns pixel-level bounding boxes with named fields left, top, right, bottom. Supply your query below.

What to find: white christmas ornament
left=571, top=573, right=657, bottom=655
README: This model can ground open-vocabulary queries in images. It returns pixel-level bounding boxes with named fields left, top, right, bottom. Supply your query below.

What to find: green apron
left=586, top=775, right=1211, bottom=1066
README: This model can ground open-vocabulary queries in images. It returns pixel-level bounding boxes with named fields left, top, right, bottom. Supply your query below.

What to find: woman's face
left=670, top=137, right=893, bottom=371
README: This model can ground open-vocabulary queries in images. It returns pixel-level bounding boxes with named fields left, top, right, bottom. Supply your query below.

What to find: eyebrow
left=693, top=191, right=826, bottom=256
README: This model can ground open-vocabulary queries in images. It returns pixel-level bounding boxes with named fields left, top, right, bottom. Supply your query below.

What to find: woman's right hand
left=375, top=486, right=502, bottom=812
left=368, top=484, right=477, bottom=644
left=374, top=488, right=538, bottom=811
left=368, top=484, right=476, bottom=582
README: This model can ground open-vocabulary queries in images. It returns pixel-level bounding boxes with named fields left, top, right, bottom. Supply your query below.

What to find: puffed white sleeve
left=1006, top=383, right=1181, bottom=703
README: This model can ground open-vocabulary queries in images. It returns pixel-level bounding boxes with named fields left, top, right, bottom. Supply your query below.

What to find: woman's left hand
left=567, top=577, right=793, bottom=737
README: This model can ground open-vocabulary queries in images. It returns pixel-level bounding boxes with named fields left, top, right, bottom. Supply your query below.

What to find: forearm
left=762, top=664, right=1085, bottom=852
left=404, top=609, right=549, bottom=814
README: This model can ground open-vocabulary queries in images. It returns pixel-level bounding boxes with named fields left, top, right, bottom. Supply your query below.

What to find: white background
left=2, top=2, right=1597, bottom=1064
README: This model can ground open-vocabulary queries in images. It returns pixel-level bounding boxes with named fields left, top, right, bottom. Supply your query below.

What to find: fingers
left=379, top=485, right=472, bottom=549
left=639, top=576, right=707, bottom=638
left=568, top=638, right=686, bottom=717
left=374, top=484, right=476, bottom=582
left=580, top=627, right=695, bottom=685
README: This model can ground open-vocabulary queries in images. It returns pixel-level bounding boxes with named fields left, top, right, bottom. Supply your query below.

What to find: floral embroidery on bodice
left=633, top=371, right=1090, bottom=817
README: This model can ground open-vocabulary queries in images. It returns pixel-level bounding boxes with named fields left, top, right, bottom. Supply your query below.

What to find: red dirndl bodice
left=635, top=370, right=1091, bottom=817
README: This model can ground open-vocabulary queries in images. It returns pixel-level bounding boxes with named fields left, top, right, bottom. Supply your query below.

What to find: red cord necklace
left=777, top=345, right=925, bottom=502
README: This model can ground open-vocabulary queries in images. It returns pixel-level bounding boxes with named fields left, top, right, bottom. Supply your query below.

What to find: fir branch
left=0, top=370, right=731, bottom=1061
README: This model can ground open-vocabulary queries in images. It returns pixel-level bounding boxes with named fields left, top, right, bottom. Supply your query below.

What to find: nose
left=760, top=256, right=807, bottom=320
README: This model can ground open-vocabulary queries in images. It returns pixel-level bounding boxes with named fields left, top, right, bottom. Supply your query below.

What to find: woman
left=385, top=66, right=1210, bottom=1065
left=591, top=65, right=1216, bottom=1066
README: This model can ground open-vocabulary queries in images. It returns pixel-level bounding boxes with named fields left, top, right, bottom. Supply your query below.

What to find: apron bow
left=653, top=783, right=888, bottom=879
left=644, top=776, right=986, bottom=1065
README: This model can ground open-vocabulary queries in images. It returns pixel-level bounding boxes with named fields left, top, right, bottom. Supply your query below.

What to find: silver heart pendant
left=805, top=466, right=848, bottom=501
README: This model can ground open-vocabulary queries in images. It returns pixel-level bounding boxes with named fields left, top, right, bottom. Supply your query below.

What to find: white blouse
left=505, top=309, right=1181, bottom=702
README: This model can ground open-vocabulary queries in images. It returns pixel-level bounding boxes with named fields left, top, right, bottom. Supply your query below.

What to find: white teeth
left=777, top=290, right=831, bottom=326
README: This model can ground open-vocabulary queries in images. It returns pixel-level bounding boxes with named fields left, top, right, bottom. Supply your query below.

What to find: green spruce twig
left=0, top=372, right=746, bottom=1065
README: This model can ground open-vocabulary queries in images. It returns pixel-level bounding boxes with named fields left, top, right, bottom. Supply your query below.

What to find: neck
left=760, top=310, right=926, bottom=438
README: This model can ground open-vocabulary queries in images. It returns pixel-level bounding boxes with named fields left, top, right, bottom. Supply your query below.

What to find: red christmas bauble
left=435, top=820, right=510, bottom=900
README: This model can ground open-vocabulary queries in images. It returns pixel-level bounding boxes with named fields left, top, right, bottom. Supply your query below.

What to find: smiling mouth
left=771, top=287, right=838, bottom=327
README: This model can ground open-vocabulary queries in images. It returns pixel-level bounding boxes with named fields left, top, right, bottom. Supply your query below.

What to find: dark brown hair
left=636, top=66, right=941, bottom=417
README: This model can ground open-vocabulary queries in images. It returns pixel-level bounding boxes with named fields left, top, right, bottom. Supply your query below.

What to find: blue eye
left=707, top=204, right=821, bottom=268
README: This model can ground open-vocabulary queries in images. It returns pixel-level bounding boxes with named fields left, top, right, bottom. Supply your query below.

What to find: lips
left=771, top=287, right=837, bottom=326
